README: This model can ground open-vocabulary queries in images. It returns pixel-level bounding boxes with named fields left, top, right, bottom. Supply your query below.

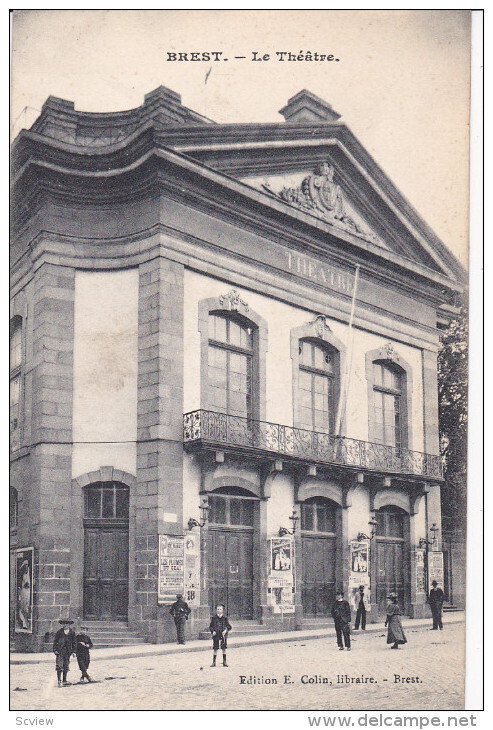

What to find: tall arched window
left=10, top=317, right=22, bottom=450
left=372, top=361, right=403, bottom=449
left=208, top=313, right=253, bottom=419
left=298, top=340, right=336, bottom=433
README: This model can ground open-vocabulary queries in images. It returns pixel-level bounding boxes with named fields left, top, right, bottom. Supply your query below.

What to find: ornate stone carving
left=218, top=288, right=249, bottom=312
left=383, top=342, right=397, bottom=360
left=309, top=314, right=332, bottom=338
left=263, top=162, right=380, bottom=244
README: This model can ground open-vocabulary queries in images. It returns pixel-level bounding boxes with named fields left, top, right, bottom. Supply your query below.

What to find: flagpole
left=334, top=264, right=361, bottom=438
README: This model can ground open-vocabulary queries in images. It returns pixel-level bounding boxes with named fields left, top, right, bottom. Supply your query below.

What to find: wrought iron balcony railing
left=183, top=409, right=442, bottom=480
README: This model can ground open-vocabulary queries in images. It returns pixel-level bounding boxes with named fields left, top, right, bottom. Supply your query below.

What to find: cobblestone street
left=11, top=622, right=465, bottom=711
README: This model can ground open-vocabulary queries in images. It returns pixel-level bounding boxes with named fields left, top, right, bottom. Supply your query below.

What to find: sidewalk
left=10, top=611, right=464, bottom=665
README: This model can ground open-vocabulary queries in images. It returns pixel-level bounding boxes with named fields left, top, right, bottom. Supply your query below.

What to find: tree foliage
left=437, top=299, right=468, bottom=531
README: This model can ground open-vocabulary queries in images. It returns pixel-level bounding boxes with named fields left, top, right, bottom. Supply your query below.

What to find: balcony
left=183, top=409, right=442, bottom=480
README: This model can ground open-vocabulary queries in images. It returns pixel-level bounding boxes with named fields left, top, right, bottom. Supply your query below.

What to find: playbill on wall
left=9, top=8, right=481, bottom=718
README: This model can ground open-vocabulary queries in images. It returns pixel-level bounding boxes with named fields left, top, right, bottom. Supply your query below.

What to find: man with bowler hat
left=331, top=590, right=352, bottom=650
left=169, top=593, right=191, bottom=645
left=52, top=619, right=76, bottom=686
left=428, top=580, right=445, bottom=630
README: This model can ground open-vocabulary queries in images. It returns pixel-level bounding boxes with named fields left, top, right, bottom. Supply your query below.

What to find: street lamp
left=418, top=522, right=439, bottom=549
left=188, top=499, right=211, bottom=531
left=357, top=516, right=378, bottom=541
left=278, top=508, right=299, bottom=537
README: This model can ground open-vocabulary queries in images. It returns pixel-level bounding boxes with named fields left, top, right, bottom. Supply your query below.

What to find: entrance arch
left=206, top=486, right=257, bottom=620
left=83, top=481, right=129, bottom=620
left=374, top=505, right=410, bottom=616
left=300, top=497, right=339, bottom=617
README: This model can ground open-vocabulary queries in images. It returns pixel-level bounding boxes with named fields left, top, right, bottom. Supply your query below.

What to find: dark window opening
left=84, top=482, right=129, bottom=520
left=301, top=497, right=337, bottom=533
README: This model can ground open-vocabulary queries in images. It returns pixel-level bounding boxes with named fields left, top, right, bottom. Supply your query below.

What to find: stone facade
left=10, top=87, right=466, bottom=651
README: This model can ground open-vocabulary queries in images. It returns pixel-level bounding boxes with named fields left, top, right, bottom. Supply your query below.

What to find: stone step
left=80, top=621, right=129, bottom=628
left=198, top=622, right=272, bottom=640
left=81, top=627, right=143, bottom=635
left=443, top=605, right=461, bottom=612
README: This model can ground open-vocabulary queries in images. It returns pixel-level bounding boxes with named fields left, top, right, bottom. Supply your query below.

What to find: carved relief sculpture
left=263, top=162, right=380, bottom=245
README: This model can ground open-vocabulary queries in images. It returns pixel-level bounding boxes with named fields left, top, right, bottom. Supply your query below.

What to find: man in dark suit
left=169, top=594, right=191, bottom=644
left=354, top=585, right=368, bottom=631
left=331, top=590, right=352, bottom=651
left=428, top=580, right=445, bottom=630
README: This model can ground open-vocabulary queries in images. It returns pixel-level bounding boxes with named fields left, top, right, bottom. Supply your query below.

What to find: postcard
left=9, top=9, right=476, bottom=716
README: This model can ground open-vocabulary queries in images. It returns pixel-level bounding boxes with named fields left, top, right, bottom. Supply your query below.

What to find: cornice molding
left=11, top=144, right=461, bottom=300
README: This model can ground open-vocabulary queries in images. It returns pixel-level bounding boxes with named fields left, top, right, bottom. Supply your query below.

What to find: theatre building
left=10, top=87, right=465, bottom=651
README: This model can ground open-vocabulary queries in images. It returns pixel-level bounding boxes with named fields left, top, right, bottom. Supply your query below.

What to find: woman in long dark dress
left=385, top=593, right=407, bottom=649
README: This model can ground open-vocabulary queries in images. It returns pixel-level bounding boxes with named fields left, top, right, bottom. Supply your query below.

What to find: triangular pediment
left=242, top=165, right=390, bottom=251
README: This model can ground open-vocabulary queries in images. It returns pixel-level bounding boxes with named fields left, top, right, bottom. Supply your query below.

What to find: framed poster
left=184, top=533, right=200, bottom=607
left=349, top=540, right=371, bottom=612
left=15, top=547, right=34, bottom=634
left=157, top=535, right=184, bottom=604
left=428, top=551, right=445, bottom=587
left=415, top=548, right=426, bottom=593
left=268, top=537, right=294, bottom=614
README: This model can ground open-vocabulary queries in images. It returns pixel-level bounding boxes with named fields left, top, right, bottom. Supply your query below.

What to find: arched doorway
left=206, top=487, right=257, bottom=619
left=375, top=505, right=410, bottom=615
left=301, top=497, right=338, bottom=617
left=83, top=482, right=129, bottom=620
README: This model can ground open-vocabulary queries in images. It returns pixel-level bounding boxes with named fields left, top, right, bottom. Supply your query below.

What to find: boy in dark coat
left=209, top=604, right=232, bottom=667
left=75, top=626, right=94, bottom=682
left=169, top=594, right=191, bottom=645
left=331, top=590, right=352, bottom=650
left=428, top=580, right=445, bottom=630
left=52, top=619, right=77, bottom=686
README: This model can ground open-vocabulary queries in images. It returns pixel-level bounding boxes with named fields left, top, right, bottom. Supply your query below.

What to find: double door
left=207, top=528, right=253, bottom=619
left=301, top=535, right=336, bottom=616
left=84, top=527, right=128, bottom=620
left=375, top=539, right=406, bottom=614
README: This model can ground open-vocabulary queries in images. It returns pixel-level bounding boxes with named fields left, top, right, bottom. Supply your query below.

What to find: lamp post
left=188, top=499, right=211, bottom=531
left=357, top=516, right=378, bottom=542
left=278, top=508, right=299, bottom=537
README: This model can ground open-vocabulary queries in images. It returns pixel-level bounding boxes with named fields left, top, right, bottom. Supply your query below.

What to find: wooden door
left=301, top=535, right=336, bottom=616
left=375, top=539, right=405, bottom=614
left=84, top=527, right=128, bottom=620
left=207, top=529, right=253, bottom=619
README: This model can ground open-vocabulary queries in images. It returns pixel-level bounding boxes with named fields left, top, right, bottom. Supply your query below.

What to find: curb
left=10, top=614, right=464, bottom=666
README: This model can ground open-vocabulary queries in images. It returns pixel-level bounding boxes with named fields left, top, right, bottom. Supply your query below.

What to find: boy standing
left=75, top=625, right=94, bottom=682
left=52, top=619, right=76, bottom=686
left=331, top=591, right=352, bottom=651
left=209, top=604, right=232, bottom=667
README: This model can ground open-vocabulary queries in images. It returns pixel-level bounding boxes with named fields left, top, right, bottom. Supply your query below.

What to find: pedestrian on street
left=52, top=619, right=77, bottom=686
left=169, top=593, right=191, bottom=645
left=75, top=625, right=94, bottom=682
left=331, top=590, right=352, bottom=651
left=385, top=593, right=407, bottom=649
left=354, top=585, right=369, bottom=631
left=209, top=604, right=232, bottom=667
left=428, top=580, right=445, bottom=630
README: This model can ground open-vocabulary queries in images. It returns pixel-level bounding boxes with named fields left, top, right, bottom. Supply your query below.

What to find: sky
left=10, top=9, right=471, bottom=267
